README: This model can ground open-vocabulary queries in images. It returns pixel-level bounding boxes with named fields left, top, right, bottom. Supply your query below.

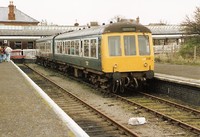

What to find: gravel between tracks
left=28, top=64, right=198, bottom=137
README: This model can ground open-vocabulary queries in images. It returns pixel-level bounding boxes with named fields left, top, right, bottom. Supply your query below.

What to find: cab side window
left=138, top=35, right=150, bottom=55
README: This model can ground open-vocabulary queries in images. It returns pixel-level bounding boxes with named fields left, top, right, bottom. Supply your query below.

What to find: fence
left=154, top=44, right=181, bottom=54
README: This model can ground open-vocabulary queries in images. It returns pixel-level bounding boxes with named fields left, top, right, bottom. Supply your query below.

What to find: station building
left=147, top=24, right=185, bottom=54
left=0, top=1, right=83, bottom=50
left=0, top=1, right=39, bottom=49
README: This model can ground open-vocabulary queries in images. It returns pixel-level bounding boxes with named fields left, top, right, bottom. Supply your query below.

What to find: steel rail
left=139, top=92, right=200, bottom=115
left=24, top=64, right=140, bottom=137
left=112, top=93, right=200, bottom=135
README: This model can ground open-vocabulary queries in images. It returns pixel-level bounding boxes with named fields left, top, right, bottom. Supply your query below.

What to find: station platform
left=155, top=63, right=200, bottom=87
left=0, top=61, right=89, bottom=137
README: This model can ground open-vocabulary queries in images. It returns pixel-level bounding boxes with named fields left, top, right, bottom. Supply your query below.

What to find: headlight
left=113, top=64, right=118, bottom=69
left=144, top=63, right=148, bottom=67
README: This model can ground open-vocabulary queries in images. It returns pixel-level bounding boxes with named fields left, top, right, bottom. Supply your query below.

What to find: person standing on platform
left=0, top=46, right=3, bottom=63
left=2, top=46, right=6, bottom=61
left=4, top=46, right=13, bottom=62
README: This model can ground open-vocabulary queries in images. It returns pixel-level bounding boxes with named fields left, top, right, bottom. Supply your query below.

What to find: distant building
left=147, top=24, right=186, bottom=54
left=0, top=1, right=39, bottom=26
left=0, top=1, right=84, bottom=50
left=147, top=24, right=185, bottom=45
left=89, top=22, right=99, bottom=26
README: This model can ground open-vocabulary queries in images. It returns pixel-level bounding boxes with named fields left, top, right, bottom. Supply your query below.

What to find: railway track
left=112, top=92, right=200, bottom=135
left=20, top=65, right=139, bottom=137
left=22, top=64, right=200, bottom=136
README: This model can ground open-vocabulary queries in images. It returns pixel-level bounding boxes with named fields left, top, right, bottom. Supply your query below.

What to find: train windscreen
left=108, top=36, right=121, bottom=56
left=138, top=35, right=150, bottom=55
left=124, top=36, right=136, bottom=56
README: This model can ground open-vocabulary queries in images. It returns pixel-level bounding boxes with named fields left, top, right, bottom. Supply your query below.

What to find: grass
left=154, top=54, right=200, bottom=66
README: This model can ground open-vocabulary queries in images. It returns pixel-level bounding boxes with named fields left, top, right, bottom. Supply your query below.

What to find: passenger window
left=75, top=40, right=80, bottom=56
left=60, top=42, right=63, bottom=54
left=67, top=41, right=70, bottom=54
left=46, top=43, right=48, bottom=53
left=62, top=42, right=65, bottom=53
left=46, top=43, right=49, bottom=53
left=71, top=41, right=75, bottom=55
left=90, top=39, right=97, bottom=58
left=64, top=41, right=68, bottom=54
left=108, top=36, right=121, bottom=56
left=43, top=45, right=45, bottom=52
left=56, top=42, right=60, bottom=54
left=84, top=40, right=89, bottom=57
left=124, top=36, right=136, bottom=56
left=138, top=35, right=150, bottom=55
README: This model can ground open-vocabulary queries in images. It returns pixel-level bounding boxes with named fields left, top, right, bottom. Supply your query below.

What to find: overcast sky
left=1, top=0, right=200, bottom=25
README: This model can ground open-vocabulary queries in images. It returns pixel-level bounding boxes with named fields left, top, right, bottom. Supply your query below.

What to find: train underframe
left=36, top=57, right=154, bottom=93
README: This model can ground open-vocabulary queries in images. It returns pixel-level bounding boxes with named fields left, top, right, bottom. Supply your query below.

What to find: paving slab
left=0, top=62, right=71, bottom=137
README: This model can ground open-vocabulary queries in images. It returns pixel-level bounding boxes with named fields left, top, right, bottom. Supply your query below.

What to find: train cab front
left=108, top=59, right=154, bottom=93
left=101, top=32, right=154, bottom=93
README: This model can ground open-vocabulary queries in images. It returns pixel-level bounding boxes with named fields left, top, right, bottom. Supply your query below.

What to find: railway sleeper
left=86, top=129, right=123, bottom=135
left=77, top=121, right=112, bottom=126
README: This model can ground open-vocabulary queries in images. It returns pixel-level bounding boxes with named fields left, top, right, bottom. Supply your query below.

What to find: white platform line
left=12, top=61, right=89, bottom=137
left=155, top=73, right=200, bottom=88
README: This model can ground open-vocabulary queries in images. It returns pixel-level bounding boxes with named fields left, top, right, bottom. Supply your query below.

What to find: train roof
left=55, top=22, right=151, bottom=40
left=36, top=35, right=57, bottom=42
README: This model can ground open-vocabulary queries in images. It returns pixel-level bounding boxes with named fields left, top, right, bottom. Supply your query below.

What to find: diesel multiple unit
left=36, top=22, right=154, bottom=93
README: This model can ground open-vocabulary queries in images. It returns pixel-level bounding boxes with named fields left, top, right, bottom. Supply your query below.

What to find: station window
left=108, top=36, right=121, bottom=56
left=124, top=36, right=136, bottom=56
left=27, top=42, right=34, bottom=49
left=138, top=35, right=150, bottom=55
left=14, top=41, right=22, bottom=49
left=83, top=39, right=89, bottom=57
